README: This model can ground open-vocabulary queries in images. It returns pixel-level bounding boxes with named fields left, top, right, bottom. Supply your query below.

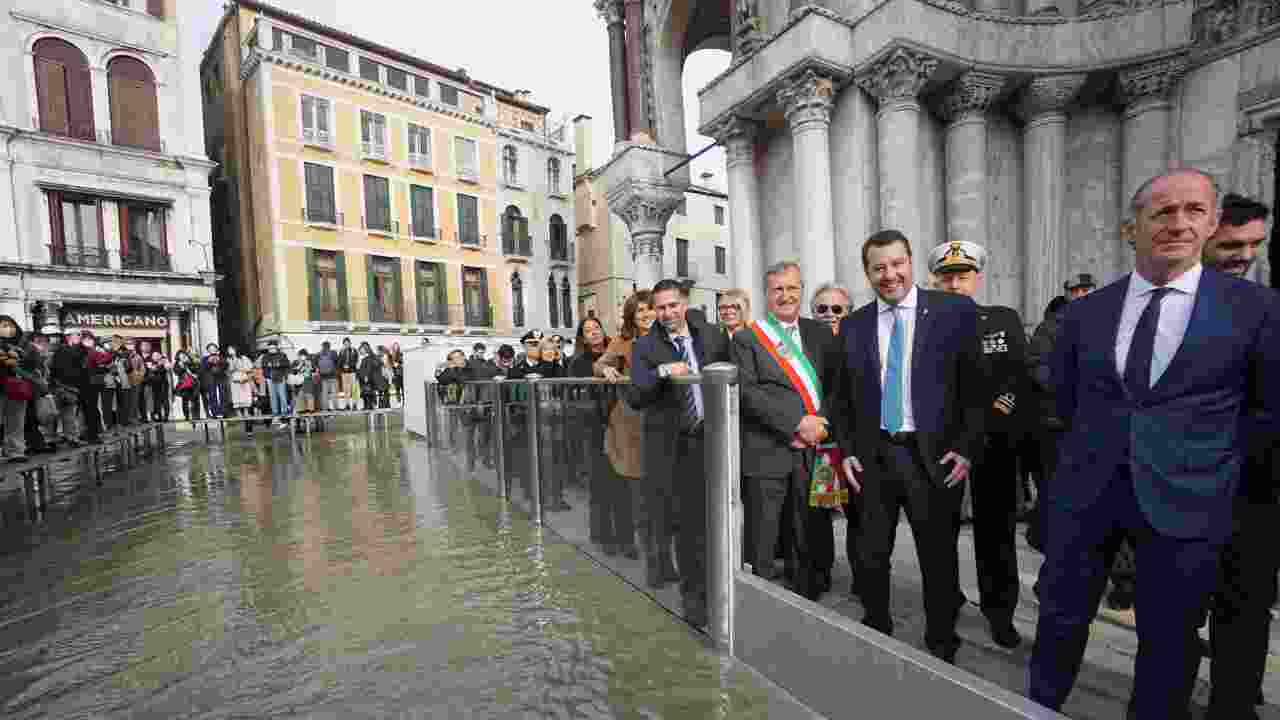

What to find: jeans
left=205, top=383, right=226, bottom=418
left=269, top=381, right=289, bottom=417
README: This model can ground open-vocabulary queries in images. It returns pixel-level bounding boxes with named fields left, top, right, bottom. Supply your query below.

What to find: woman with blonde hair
left=717, top=288, right=750, bottom=337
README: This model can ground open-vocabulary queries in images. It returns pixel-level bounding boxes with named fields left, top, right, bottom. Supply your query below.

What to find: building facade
left=202, top=1, right=576, bottom=360
left=577, top=116, right=732, bottom=335
left=595, top=0, right=1279, bottom=327
left=0, top=0, right=218, bottom=352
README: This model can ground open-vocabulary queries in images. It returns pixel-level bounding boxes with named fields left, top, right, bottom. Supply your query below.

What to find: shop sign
left=65, top=308, right=170, bottom=329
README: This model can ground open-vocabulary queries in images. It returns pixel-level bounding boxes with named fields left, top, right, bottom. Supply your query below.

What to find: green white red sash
left=751, top=314, right=822, bottom=414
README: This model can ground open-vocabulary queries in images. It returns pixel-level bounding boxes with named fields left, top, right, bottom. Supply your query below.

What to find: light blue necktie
left=882, top=307, right=905, bottom=432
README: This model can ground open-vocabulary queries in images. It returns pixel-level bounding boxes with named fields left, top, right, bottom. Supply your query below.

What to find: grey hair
left=1128, top=167, right=1220, bottom=217
left=763, top=260, right=803, bottom=287
left=810, top=282, right=852, bottom=311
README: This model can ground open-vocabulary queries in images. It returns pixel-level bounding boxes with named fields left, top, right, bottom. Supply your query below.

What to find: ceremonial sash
left=750, top=315, right=822, bottom=414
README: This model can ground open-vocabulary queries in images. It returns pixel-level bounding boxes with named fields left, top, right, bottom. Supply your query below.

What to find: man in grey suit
left=732, top=261, right=838, bottom=600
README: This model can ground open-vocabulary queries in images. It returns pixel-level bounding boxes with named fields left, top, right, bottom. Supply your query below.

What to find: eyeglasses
left=717, top=304, right=741, bottom=312
left=814, top=304, right=845, bottom=315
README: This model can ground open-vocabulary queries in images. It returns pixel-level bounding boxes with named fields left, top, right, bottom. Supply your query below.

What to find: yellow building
left=201, top=1, right=573, bottom=355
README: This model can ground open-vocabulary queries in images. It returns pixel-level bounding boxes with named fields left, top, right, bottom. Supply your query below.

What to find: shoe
left=860, top=614, right=893, bottom=637
left=988, top=620, right=1022, bottom=649
left=683, top=594, right=708, bottom=628
left=620, top=545, right=639, bottom=560
left=645, top=555, right=665, bottom=589
left=926, top=634, right=963, bottom=664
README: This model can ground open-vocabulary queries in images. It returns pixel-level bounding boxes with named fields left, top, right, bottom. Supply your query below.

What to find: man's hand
left=841, top=455, right=864, bottom=494
left=795, top=415, right=828, bottom=446
left=664, top=361, right=692, bottom=378
left=939, top=451, right=971, bottom=487
left=601, top=366, right=624, bottom=383
left=994, top=393, right=1016, bottom=415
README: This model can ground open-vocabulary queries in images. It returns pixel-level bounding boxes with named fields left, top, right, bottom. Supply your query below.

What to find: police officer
left=1063, top=272, right=1096, bottom=300
left=929, top=240, right=1027, bottom=649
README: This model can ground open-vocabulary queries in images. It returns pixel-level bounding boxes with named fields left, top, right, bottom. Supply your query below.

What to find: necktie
left=1123, top=287, right=1171, bottom=398
left=674, top=336, right=704, bottom=430
left=882, top=307, right=905, bottom=432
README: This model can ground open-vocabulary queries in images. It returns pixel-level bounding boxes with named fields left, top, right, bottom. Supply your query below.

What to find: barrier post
left=701, top=362, right=740, bottom=652
left=525, top=376, right=542, bottom=526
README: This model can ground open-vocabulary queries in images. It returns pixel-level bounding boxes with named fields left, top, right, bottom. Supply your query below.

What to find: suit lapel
left=1104, top=277, right=1132, bottom=397
left=862, top=303, right=881, bottom=381
left=910, top=288, right=932, bottom=370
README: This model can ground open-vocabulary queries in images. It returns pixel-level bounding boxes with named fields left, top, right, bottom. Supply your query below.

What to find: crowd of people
left=0, top=334, right=406, bottom=459
left=435, top=171, right=1277, bottom=720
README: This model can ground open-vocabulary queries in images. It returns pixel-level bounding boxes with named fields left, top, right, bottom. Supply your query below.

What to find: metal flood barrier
left=418, top=369, right=1065, bottom=720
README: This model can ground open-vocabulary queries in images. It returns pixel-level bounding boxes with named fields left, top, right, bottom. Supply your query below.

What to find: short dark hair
left=652, top=279, right=688, bottom=298
left=862, top=229, right=913, bottom=269
left=1219, top=193, right=1270, bottom=228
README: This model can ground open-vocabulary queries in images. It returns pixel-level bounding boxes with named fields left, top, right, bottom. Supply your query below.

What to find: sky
left=184, top=0, right=729, bottom=183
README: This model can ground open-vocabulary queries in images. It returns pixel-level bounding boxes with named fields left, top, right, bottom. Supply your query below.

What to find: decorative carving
left=856, top=47, right=939, bottom=107
left=1016, top=74, right=1088, bottom=120
left=594, top=0, right=624, bottom=25
left=938, top=71, right=1007, bottom=123
left=707, top=116, right=758, bottom=168
left=734, top=0, right=766, bottom=57
left=607, top=178, right=685, bottom=252
left=1118, top=56, right=1188, bottom=105
left=778, top=69, right=836, bottom=129
left=1192, top=0, right=1239, bottom=44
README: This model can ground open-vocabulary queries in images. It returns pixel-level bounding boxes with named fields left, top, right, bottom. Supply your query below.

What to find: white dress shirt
left=777, top=318, right=804, bottom=355
left=1114, top=264, right=1202, bottom=387
left=877, top=285, right=918, bottom=432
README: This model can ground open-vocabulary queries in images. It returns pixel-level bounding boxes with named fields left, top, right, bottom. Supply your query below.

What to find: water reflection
left=0, top=429, right=815, bottom=719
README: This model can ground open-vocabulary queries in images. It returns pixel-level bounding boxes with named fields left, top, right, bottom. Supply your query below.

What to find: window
left=119, top=202, right=168, bottom=271
left=511, top=272, right=525, bottom=327
left=107, top=56, right=160, bottom=151
left=360, top=110, right=386, bottom=159
left=325, top=46, right=349, bottom=72
left=33, top=38, right=95, bottom=141
left=46, top=191, right=105, bottom=267
left=308, top=250, right=346, bottom=321
left=549, top=214, right=568, bottom=261
left=416, top=261, right=446, bottom=324
left=440, top=85, right=459, bottom=106
left=387, top=68, right=408, bottom=92
left=548, top=276, right=559, bottom=328
left=300, top=95, right=331, bottom=146
left=407, top=123, right=431, bottom=168
left=414, top=75, right=430, bottom=98
left=676, top=238, right=689, bottom=278
left=290, top=34, right=317, bottom=60
left=363, top=175, right=391, bottom=233
left=146, top=0, right=164, bottom=19
left=273, top=28, right=284, bottom=51
left=454, top=137, right=478, bottom=180
left=367, top=255, right=402, bottom=323
left=503, top=205, right=529, bottom=255
left=676, top=198, right=687, bottom=216
left=359, top=57, right=380, bottom=82
left=410, top=185, right=435, bottom=238
left=561, top=278, right=573, bottom=329
left=715, top=246, right=727, bottom=275
left=462, top=267, right=490, bottom=327
left=714, top=205, right=725, bottom=225
left=457, top=194, right=480, bottom=245
left=502, top=145, right=519, bottom=186
left=304, top=163, right=336, bottom=224
left=547, top=158, right=562, bottom=195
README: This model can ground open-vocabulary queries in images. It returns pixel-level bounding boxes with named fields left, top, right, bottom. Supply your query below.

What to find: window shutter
left=478, top=268, right=490, bottom=321
left=392, top=261, right=403, bottom=322
left=301, top=96, right=314, bottom=132
left=71, top=67, right=95, bottom=141
left=307, top=249, right=321, bottom=320
left=108, top=74, right=131, bottom=148
left=317, top=99, right=329, bottom=135
left=118, top=204, right=130, bottom=259
left=367, top=256, right=379, bottom=321
left=35, top=58, right=70, bottom=135
left=548, top=277, right=558, bottom=328
left=335, top=252, right=349, bottom=318
left=47, top=191, right=65, bottom=251
left=147, top=0, right=164, bottom=19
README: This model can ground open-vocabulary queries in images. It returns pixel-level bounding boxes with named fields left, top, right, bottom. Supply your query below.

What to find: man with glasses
left=811, top=282, right=851, bottom=335
left=929, top=240, right=1028, bottom=649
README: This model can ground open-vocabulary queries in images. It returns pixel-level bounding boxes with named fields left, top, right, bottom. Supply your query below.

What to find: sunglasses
left=815, top=304, right=846, bottom=315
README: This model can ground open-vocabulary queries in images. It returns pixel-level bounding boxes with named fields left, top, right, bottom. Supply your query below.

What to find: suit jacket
left=732, top=317, right=836, bottom=478
left=830, top=288, right=986, bottom=484
left=1051, top=268, right=1280, bottom=540
left=630, top=309, right=731, bottom=478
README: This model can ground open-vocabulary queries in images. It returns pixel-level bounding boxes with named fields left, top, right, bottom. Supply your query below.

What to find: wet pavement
left=0, top=421, right=818, bottom=719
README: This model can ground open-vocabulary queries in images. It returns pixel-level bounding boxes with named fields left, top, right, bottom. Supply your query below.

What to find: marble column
left=1017, top=74, right=1086, bottom=323
left=1119, top=57, right=1187, bottom=207
left=778, top=69, right=837, bottom=305
left=939, top=71, right=1005, bottom=304
left=711, top=115, right=766, bottom=317
left=857, top=48, right=939, bottom=284
left=611, top=181, right=684, bottom=292
left=595, top=0, right=629, bottom=143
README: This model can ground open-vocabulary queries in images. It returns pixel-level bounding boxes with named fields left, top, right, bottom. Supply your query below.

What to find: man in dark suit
left=731, top=260, right=837, bottom=600
left=1196, top=192, right=1276, bottom=719
left=929, top=240, right=1027, bottom=649
left=630, top=279, right=731, bottom=626
left=1028, top=169, right=1280, bottom=720
left=829, top=229, right=986, bottom=663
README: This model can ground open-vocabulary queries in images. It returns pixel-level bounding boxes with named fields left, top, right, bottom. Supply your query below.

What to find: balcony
left=362, top=216, right=399, bottom=236
left=362, top=141, right=388, bottom=162
left=417, top=304, right=449, bottom=326
left=456, top=164, right=479, bottom=183
left=549, top=240, right=572, bottom=266
left=458, top=229, right=486, bottom=249
left=351, top=298, right=405, bottom=326
left=120, top=248, right=171, bottom=272
left=410, top=223, right=439, bottom=241
left=288, top=44, right=319, bottom=63
left=502, top=233, right=533, bottom=259
left=302, top=127, right=333, bottom=149
left=408, top=152, right=432, bottom=172
left=452, top=303, right=494, bottom=329
left=303, top=207, right=343, bottom=227
left=48, top=244, right=109, bottom=269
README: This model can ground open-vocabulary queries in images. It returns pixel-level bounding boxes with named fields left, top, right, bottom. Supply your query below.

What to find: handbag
left=4, top=376, right=33, bottom=401
left=176, top=374, right=195, bottom=392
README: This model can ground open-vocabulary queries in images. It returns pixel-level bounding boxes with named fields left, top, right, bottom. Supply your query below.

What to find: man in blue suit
left=1028, top=169, right=1280, bottom=719
left=829, top=229, right=986, bottom=663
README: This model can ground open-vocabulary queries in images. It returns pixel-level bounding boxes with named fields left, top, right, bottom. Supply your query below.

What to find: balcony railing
left=288, top=44, right=319, bottom=62
left=302, top=128, right=333, bottom=148
left=458, top=230, right=486, bottom=248
left=549, top=241, right=571, bottom=263
left=502, top=234, right=533, bottom=257
left=408, top=152, right=432, bottom=171
left=304, top=207, right=343, bottom=226
left=350, top=298, right=405, bottom=325
left=456, top=163, right=479, bottom=182
left=121, top=249, right=171, bottom=272
left=48, top=244, right=109, bottom=269
left=453, top=303, right=494, bottom=329
left=362, top=216, right=399, bottom=235
left=417, top=303, right=449, bottom=326
left=411, top=223, right=439, bottom=240
left=362, top=141, right=388, bottom=161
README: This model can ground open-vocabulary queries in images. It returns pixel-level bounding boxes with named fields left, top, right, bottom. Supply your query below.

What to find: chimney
left=574, top=114, right=593, bottom=173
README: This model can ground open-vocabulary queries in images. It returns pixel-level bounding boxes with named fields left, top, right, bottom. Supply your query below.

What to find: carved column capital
left=1118, top=57, right=1188, bottom=114
left=856, top=47, right=939, bottom=110
left=594, top=0, right=624, bottom=25
left=778, top=69, right=836, bottom=132
left=707, top=116, right=759, bottom=168
left=938, top=71, right=1007, bottom=125
left=607, top=178, right=684, bottom=257
left=1016, top=73, right=1088, bottom=123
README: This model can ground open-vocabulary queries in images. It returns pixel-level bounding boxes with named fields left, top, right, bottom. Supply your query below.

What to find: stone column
left=711, top=116, right=766, bottom=316
left=166, top=305, right=185, bottom=354
left=611, top=181, right=684, bottom=292
left=1017, top=74, right=1086, bottom=322
left=595, top=0, right=629, bottom=143
left=1119, top=58, right=1187, bottom=208
left=857, top=47, right=939, bottom=283
left=939, top=71, right=1005, bottom=302
left=622, top=0, right=646, bottom=141
left=778, top=69, right=837, bottom=305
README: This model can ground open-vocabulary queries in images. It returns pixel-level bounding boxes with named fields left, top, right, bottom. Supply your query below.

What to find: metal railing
left=502, top=233, right=533, bottom=257
left=362, top=141, right=388, bottom=161
left=48, top=244, right=109, bottom=269
left=417, top=304, right=448, bottom=325
left=411, top=223, right=439, bottom=240
left=302, top=128, right=333, bottom=147
left=304, top=207, right=343, bottom=226
left=362, top=216, right=399, bottom=235
left=349, top=297, right=405, bottom=325
left=120, top=249, right=171, bottom=272
left=451, top=303, right=493, bottom=328
left=408, top=152, right=432, bottom=170
left=458, top=230, right=486, bottom=248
